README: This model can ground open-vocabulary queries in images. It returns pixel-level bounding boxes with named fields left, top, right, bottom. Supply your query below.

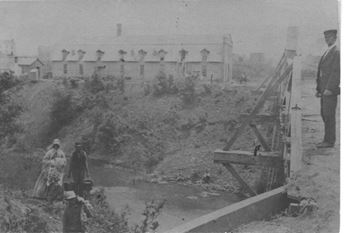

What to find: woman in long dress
left=33, top=139, right=66, bottom=199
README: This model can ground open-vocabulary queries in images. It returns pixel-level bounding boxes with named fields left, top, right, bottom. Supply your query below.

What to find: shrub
left=96, top=117, right=132, bottom=154
left=47, top=91, right=85, bottom=141
left=85, top=74, right=105, bottom=94
left=0, top=72, right=18, bottom=93
left=131, top=199, right=166, bottom=233
left=179, top=74, right=198, bottom=106
left=0, top=72, right=23, bottom=146
left=86, top=188, right=130, bottom=233
left=152, top=73, right=178, bottom=96
left=87, top=188, right=165, bottom=233
left=116, top=76, right=125, bottom=94
left=152, top=71, right=168, bottom=96
left=0, top=99, right=23, bottom=143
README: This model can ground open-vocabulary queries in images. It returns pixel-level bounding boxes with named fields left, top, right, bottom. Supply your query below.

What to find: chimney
left=117, top=24, right=122, bottom=37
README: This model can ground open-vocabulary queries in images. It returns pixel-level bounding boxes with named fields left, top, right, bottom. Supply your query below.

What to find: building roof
left=50, top=34, right=232, bottom=62
left=16, top=56, right=44, bottom=66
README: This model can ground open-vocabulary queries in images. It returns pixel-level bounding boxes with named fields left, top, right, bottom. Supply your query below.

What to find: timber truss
left=214, top=33, right=302, bottom=196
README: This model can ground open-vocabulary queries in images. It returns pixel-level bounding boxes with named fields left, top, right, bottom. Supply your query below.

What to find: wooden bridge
left=165, top=26, right=303, bottom=233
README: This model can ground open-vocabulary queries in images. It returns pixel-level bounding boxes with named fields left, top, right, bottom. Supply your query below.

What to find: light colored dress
left=33, top=148, right=66, bottom=198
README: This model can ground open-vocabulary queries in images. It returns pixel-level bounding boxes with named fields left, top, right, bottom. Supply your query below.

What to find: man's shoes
left=316, top=142, right=334, bottom=148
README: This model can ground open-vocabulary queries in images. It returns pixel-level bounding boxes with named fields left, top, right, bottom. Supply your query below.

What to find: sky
left=0, top=0, right=340, bottom=58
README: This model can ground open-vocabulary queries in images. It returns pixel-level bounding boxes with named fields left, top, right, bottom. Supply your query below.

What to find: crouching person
left=63, top=191, right=93, bottom=233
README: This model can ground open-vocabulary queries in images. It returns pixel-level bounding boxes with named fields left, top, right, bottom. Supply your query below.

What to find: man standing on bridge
left=316, top=29, right=340, bottom=148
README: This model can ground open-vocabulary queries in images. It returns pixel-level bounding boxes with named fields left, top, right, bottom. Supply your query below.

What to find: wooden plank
left=289, top=55, right=302, bottom=175
left=239, top=113, right=277, bottom=124
left=249, top=124, right=271, bottom=151
left=285, top=26, right=299, bottom=52
left=165, top=186, right=288, bottom=233
left=222, top=163, right=257, bottom=196
left=214, top=150, right=283, bottom=167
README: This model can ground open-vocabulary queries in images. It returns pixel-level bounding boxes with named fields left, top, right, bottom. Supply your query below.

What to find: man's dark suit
left=316, top=45, right=340, bottom=144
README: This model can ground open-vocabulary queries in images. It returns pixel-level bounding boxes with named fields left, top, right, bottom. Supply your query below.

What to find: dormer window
left=96, top=50, right=105, bottom=61
left=77, top=49, right=86, bottom=61
left=61, top=49, right=70, bottom=61
left=200, top=49, right=210, bottom=77
left=118, top=50, right=127, bottom=62
left=200, top=48, right=210, bottom=61
left=138, top=49, right=147, bottom=77
left=138, top=49, right=147, bottom=61
left=179, top=49, right=188, bottom=62
left=158, top=49, right=167, bottom=61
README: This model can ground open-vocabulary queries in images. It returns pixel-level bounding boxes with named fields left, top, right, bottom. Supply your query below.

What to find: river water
left=89, top=159, right=243, bottom=232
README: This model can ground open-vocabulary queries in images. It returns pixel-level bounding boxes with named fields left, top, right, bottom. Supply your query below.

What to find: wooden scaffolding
left=214, top=27, right=302, bottom=196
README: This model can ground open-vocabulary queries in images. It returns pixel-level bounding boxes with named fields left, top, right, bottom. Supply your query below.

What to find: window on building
left=202, top=64, right=207, bottom=77
left=63, top=63, right=68, bottom=74
left=79, top=64, right=84, bottom=75
left=120, top=64, right=125, bottom=77
left=179, top=49, right=188, bottom=62
left=200, top=49, right=210, bottom=77
left=140, top=64, right=144, bottom=76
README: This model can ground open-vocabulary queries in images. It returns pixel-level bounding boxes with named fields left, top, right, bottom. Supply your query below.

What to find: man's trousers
left=320, top=95, right=338, bottom=144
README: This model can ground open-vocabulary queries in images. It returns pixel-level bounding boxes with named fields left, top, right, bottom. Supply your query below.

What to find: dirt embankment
left=6, top=76, right=270, bottom=192
left=236, top=79, right=339, bottom=233
left=0, top=75, right=276, bottom=232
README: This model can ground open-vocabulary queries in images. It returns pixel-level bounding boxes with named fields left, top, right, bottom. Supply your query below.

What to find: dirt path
left=237, top=79, right=340, bottom=233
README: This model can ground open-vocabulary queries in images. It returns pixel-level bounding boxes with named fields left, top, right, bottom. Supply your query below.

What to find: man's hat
left=52, top=139, right=61, bottom=146
left=324, top=29, right=337, bottom=36
left=75, top=142, right=82, bottom=147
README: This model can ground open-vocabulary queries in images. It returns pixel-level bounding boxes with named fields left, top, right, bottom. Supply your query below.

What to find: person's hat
left=64, top=190, right=76, bottom=200
left=324, top=29, right=337, bottom=36
left=75, top=142, right=82, bottom=147
left=52, top=139, right=61, bottom=146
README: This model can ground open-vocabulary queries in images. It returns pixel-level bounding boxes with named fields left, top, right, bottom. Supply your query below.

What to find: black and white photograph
left=0, top=0, right=340, bottom=232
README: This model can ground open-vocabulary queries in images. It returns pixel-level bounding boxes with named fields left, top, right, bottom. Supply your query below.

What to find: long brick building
left=44, top=34, right=233, bottom=82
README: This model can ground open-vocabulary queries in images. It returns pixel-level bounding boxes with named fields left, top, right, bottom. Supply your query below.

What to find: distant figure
left=67, top=142, right=90, bottom=196
left=239, top=73, right=248, bottom=84
left=33, top=139, right=66, bottom=199
left=202, top=170, right=211, bottom=184
left=316, top=29, right=340, bottom=148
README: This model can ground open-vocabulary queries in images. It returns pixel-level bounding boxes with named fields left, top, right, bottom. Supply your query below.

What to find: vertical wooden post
left=289, top=55, right=302, bottom=175
left=222, top=35, right=233, bottom=83
left=285, top=26, right=299, bottom=59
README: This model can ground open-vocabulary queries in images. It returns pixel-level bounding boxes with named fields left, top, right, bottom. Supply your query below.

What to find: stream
left=89, top=159, right=243, bottom=232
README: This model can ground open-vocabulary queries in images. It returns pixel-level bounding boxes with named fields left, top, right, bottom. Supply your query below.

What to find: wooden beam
left=289, top=55, right=302, bottom=175
left=239, top=113, right=278, bottom=124
left=222, top=163, right=257, bottom=196
left=249, top=124, right=271, bottom=151
left=285, top=26, right=299, bottom=52
left=214, top=150, right=283, bottom=167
